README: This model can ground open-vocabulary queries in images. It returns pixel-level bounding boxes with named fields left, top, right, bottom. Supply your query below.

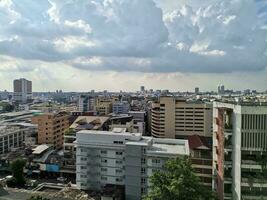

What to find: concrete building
left=129, top=111, right=146, bottom=135
left=63, top=116, right=110, bottom=172
left=78, top=94, right=95, bottom=112
left=112, top=101, right=130, bottom=114
left=76, top=130, right=189, bottom=200
left=212, top=102, right=267, bottom=200
left=188, top=135, right=213, bottom=189
left=32, top=112, right=69, bottom=149
left=95, top=97, right=115, bottom=116
left=13, top=78, right=32, bottom=103
left=195, top=87, right=200, bottom=94
left=151, top=96, right=212, bottom=138
left=0, top=125, right=27, bottom=154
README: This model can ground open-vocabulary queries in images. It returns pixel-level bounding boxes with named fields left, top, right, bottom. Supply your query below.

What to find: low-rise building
left=76, top=130, right=189, bottom=200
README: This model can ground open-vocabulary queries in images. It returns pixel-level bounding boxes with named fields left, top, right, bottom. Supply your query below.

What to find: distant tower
left=195, top=87, right=200, bottom=94
left=13, top=78, right=32, bottom=103
left=140, top=86, right=145, bottom=92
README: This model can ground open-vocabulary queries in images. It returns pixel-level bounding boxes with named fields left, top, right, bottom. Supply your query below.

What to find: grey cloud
left=0, top=0, right=266, bottom=73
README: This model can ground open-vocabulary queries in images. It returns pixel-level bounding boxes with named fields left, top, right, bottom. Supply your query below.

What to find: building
left=129, top=111, right=146, bottom=135
left=76, top=130, right=189, bottom=200
left=112, top=101, right=130, bottom=114
left=151, top=96, right=212, bottom=139
left=78, top=94, right=95, bottom=112
left=13, top=78, right=32, bottom=103
left=0, top=124, right=27, bottom=154
left=31, top=112, right=69, bottom=149
left=188, top=135, right=213, bottom=189
left=63, top=116, right=110, bottom=172
left=218, top=85, right=225, bottom=95
left=95, top=97, right=115, bottom=116
left=212, top=101, right=267, bottom=200
left=140, top=86, right=145, bottom=92
left=195, top=87, right=200, bottom=94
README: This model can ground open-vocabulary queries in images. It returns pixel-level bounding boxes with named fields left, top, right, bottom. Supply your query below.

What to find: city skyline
left=0, top=0, right=267, bottom=92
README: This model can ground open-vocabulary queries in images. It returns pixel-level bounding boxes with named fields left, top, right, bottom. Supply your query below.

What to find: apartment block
left=151, top=96, right=212, bottom=138
left=213, top=102, right=267, bottom=200
left=0, top=125, right=26, bottom=154
left=32, top=112, right=69, bottom=149
left=13, top=78, right=32, bottom=103
left=112, top=101, right=130, bottom=114
left=78, top=94, right=95, bottom=112
left=95, top=97, right=116, bottom=116
left=76, top=130, right=189, bottom=200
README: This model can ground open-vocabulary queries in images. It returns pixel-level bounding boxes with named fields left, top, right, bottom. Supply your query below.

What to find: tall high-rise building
left=218, top=85, right=225, bottom=95
left=151, top=96, right=212, bottom=139
left=76, top=130, right=189, bottom=200
left=13, top=78, right=32, bottom=103
left=212, top=101, right=267, bottom=200
left=140, top=86, right=145, bottom=92
left=32, top=112, right=69, bottom=149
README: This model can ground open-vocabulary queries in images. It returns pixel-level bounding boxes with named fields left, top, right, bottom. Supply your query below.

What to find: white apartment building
left=76, top=130, right=189, bottom=200
left=213, top=102, right=267, bottom=200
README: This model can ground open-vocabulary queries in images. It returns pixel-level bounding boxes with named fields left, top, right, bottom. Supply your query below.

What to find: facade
left=0, top=125, right=26, bottom=154
left=212, top=102, right=267, bottom=200
left=32, top=112, right=69, bottom=149
left=13, top=78, right=32, bottom=103
left=76, top=130, right=189, bottom=200
left=78, top=94, right=95, bottom=112
left=112, top=101, right=130, bottom=114
left=129, top=111, right=146, bottom=135
left=151, top=96, right=212, bottom=138
left=95, top=97, right=115, bottom=116
left=188, top=135, right=213, bottom=189
left=63, top=116, right=110, bottom=172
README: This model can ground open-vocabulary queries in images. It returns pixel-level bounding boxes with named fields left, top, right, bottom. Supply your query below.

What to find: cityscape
left=0, top=0, right=267, bottom=200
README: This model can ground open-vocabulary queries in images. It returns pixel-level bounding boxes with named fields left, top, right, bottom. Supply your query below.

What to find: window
left=113, top=141, right=123, bottom=144
left=101, top=159, right=107, bottom=163
left=116, top=169, right=122, bottom=173
left=116, top=160, right=123, bottom=164
left=141, top=178, right=146, bottom=184
left=101, top=176, right=107, bottom=181
left=116, top=178, right=122, bottom=182
left=80, top=166, right=86, bottom=170
left=152, top=159, right=160, bottom=164
left=141, top=158, right=146, bottom=164
left=101, top=150, right=107, bottom=154
left=80, top=174, right=87, bottom=178
left=101, top=168, right=107, bottom=172
left=141, top=168, right=146, bottom=174
left=116, top=151, right=123, bottom=155
left=81, top=157, right=87, bottom=161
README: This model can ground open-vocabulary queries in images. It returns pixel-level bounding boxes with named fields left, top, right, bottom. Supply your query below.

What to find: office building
left=112, top=101, right=130, bottom=114
left=32, top=112, right=69, bottom=149
left=195, top=87, right=200, bottom=94
left=95, top=97, right=116, bottom=116
left=76, top=130, right=189, bottom=200
left=218, top=85, right=225, bottom=95
left=212, top=101, right=267, bottom=200
left=151, top=96, right=212, bottom=138
left=13, top=78, right=32, bottom=103
left=78, top=94, right=95, bottom=112
left=140, top=86, right=145, bottom=92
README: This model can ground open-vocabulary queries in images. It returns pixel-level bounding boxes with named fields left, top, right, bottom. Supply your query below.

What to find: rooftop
left=70, top=116, right=110, bottom=130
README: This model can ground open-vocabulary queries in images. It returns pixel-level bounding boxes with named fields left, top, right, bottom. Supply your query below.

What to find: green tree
left=27, top=195, right=50, bottom=200
left=145, top=157, right=215, bottom=200
left=10, top=159, right=26, bottom=186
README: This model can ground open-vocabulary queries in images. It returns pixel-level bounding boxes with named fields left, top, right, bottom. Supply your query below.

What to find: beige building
left=151, top=96, right=212, bottom=138
left=32, top=112, right=69, bottom=149
left=95, top=96, right=119, bottom=116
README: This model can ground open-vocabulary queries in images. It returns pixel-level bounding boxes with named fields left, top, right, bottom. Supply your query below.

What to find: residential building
left=188, top=135, right=213, bottom=189
left=0, top=125, right=27, bottom=154
left=63, top=116, right=110, bottom=172
left=13, top=78, right=32, bottom=103
left=112, top=101, right=130, bottom=114
left=31, top=112, right=69, bottom=149
left=95, top=97, right=115, bottom=116
left=212, top=101, right=267, bottom=200
left=129, top=111, right=146, bottom=135
left=151, top=96, right=212, bottom=138
left=76, top=130, right=189, bottom=200
left=78, top=94, right=95, bottom=112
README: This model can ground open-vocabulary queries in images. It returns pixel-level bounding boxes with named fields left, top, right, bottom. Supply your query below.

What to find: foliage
left=144, top=157, right=215, bottom=200
left=27, top=195, right=50, bottom=200
left=0, top=102, right=14, bottom=112
left=9, top=159, right=26, bottom=187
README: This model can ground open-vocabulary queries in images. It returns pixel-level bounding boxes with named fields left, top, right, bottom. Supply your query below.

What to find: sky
left=0, top=0, right=267, bottom=92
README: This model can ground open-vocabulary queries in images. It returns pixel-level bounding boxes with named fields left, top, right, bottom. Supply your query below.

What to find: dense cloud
left=0, top=0, right=266, bottom=73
